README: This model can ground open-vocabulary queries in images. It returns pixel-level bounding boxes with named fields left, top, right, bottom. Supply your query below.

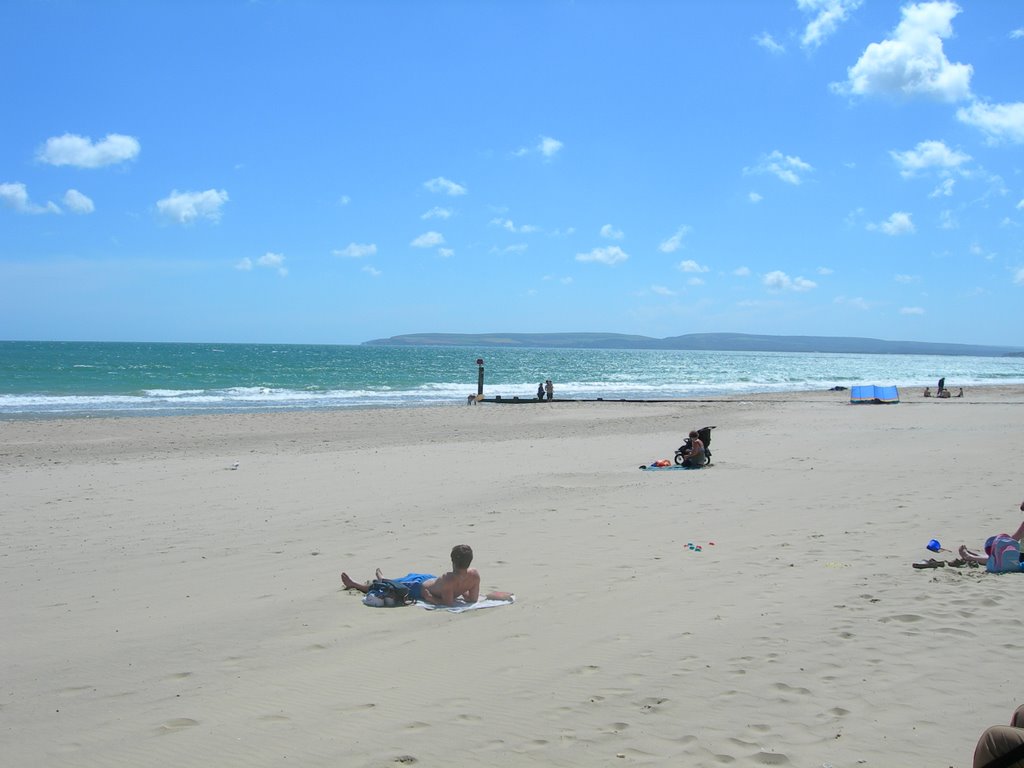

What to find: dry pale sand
left=3, top=387, right=1024, bottom=767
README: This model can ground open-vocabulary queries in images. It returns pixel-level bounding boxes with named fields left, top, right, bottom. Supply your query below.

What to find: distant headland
left=364, top=332, right=1024, bottom=358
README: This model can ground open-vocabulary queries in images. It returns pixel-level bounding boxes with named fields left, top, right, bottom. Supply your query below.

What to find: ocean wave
left=3, top=345, right=1023, bottom=417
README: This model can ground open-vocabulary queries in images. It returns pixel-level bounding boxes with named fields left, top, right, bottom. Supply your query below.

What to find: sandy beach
left=3, top=386, right=1024, bottom=767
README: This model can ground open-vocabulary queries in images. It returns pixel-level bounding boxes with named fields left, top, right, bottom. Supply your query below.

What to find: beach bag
left=363, top=578, right=412, bottom=607
left=986, top=535, right=1021, bottom=574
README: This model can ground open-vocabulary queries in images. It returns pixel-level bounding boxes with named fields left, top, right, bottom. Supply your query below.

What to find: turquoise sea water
left=2, top=340, right=1023, bottom=418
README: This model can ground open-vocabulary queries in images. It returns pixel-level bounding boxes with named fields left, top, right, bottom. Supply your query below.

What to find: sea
left=2, top=340, right=1023, bottom=419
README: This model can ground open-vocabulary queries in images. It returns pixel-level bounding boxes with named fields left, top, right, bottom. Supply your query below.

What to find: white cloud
left=238, top=252, right=286, bottom=276
left=834, top=295, right=871, bottom=310
left=63, top=189, right=94, bottom=214
left=687, top=277, right=705, bottom=286
left=1014, top=268, right=1024, bottom=284
left=333, top=243, right=377, bottom=258
left=0, top=182, right=60, bottom=214
left=816, top=266, right=833, bottom=275
left=423, top=177, right=466, bottom=195
left=890, top=139, right=970, bottom=177
left=745, top=150, right=813, bottom=185
left=539, top=136, right=563, bottom=158
left=754, top=32, right=785, bottom=54
left=422, top=206, right=452, bottom=220
left=900, top=306, right=926, bottom=314
left=600, top=224, right=624, bottom=240
left=1011, top=28, right=1024, bottom=39
left=969, top=242, right=995, bottom=260
left=338, top=195, right=351, bottom=206
left=438, top=247, right=454, bottom=258
left=799, top=0, right=862, bottom=50
left=834, top=1, right=972, bottom=102
left=156, top=189, right=228, bottom=224
left=651, top=285, right=676, bottom=296
left=733, top=266, right=751, bottom=277
left=868, top=211, right=915, bottom=235
left=956, top=101, right=1024, bottom=145
left=929, top=178, right=955, bottom=197
left=894, top=273, right=919, bottom=283
left=362, top=265, right=382, bottom=277
left=749, top=191, right=763, bottom=203
left=658, top=226, right=691, bottom=253
left=37, top=132, right=140, bottom=168
left=257, top=251, right=288, bottom=277
left=490, top=217, right=538, bottom=234
left=939, top=209, right=957, bottom=229
left=576, top=246, right=629, bottom=265
left=763, top=270, right=817, bottom=291
left=1018, top=199, right=1024, bottom=210
left=411, top=231, right=445, bottom=248
left=678, top=259, right=709, bottom=273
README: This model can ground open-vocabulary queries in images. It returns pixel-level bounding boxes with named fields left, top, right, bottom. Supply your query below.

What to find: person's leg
left=959, top=544, right=987, bottom=563
left=342, top=569, right=388, bottom=593
left=973, top=725, right=1024, bottom=767
left=1011, top=705, right=1024, bottom=729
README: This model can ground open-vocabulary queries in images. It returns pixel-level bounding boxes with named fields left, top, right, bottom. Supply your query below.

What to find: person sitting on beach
left=680, top=430, right=706, bottom=468
left=972, top=704, right=1024, bottom=767
left=341, top=544, right=481, bottom=606
left=938, top=388, right=952, bottom=399
left=957, top=387, right=964, bottom=398
left=924, top=387, right=932, bottom=397
left=956, top=500, right=1024, bottom=572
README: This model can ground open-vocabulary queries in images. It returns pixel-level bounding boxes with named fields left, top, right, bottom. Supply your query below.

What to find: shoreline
left=5, top=380, right=1024, bottom=424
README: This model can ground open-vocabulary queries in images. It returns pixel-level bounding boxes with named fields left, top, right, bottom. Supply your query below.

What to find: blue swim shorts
left=395, top=573, right=436, bottom=601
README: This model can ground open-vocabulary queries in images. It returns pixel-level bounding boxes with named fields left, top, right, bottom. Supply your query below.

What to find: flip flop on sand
left=912, top=559, right=946, bottom=569
left=946, top=558, right=968, bottom=568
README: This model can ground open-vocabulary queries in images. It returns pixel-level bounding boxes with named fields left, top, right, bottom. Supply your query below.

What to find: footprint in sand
left=158, top=718, right=199, bottom=732
left=749, top=749, right=792, bottom=765
left=772, top=682, right=812, bottom=696
left=637, top=697, right=669, bottom=712
left=879, top=613, right=925, bottom=623
left=602, top=722, right=630, bottom=734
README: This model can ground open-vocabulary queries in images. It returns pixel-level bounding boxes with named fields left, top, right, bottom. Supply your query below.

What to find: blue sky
left=2, top=0, right=1022, bottom=346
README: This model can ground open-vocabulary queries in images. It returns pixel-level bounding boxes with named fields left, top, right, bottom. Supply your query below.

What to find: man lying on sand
left=341, top=544, right=481, bottom=606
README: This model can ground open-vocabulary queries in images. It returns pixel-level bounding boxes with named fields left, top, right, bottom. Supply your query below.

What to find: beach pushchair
left=674, top=426, right=715, bottom=467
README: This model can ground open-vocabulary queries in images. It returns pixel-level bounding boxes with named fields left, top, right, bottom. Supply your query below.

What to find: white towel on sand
left=416, top=596, right=515, bottom=613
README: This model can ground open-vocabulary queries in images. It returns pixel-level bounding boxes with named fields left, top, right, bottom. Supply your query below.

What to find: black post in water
left=476, top=358, right=485, bottom=397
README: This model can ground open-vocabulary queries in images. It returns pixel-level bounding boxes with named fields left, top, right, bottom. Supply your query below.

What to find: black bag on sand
left=367, top=579, right=412, bottom=607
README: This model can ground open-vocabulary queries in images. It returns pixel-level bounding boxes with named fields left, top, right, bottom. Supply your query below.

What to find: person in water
left=341, top=544, right=481, bottom=606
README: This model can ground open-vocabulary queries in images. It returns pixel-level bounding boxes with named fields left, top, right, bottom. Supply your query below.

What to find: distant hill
left=363, top=332, right=1024, bottom=357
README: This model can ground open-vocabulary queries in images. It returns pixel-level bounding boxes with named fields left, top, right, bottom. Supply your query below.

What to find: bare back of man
left=420, top=568, right=481, bottom=606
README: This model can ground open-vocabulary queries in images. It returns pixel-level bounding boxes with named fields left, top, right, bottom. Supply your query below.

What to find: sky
left=1, top=0, right=1023, bottom=347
